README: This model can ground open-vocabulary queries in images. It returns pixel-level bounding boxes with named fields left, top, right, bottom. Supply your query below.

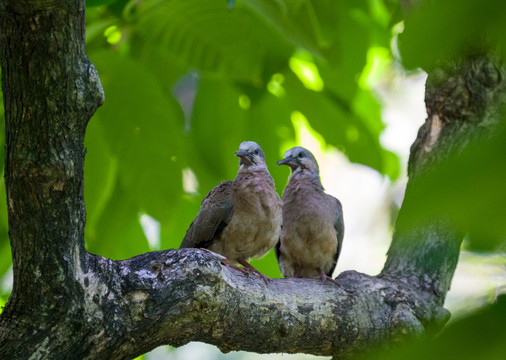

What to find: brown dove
left=275, top=147, right=344, bottom=286
left=180, top=141, right=282, bottom=284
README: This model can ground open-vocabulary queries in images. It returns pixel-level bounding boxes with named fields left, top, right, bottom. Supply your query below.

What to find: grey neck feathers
left=238, top=163, right=267, bottom=173
left=289, top=168, right=324, bottom=190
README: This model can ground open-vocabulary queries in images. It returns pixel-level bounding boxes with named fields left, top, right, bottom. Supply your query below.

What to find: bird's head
left=235, top=141, right=266, bottom=169
left=277, top=147, right=319, bottom=175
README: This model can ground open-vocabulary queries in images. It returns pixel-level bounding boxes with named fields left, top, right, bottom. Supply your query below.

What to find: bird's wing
left=180, top=181, right=234, bottom=249
left=328, top=197, right=344, bottom=277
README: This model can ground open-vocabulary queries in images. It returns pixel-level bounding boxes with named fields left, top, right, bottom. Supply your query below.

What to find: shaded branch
left=77, top=249, right=450, bottom=359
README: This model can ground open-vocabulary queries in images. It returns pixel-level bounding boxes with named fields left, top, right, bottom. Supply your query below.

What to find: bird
left=275, top=147, right=344, bottom=287
left=180, top=141, right=282, bottom=284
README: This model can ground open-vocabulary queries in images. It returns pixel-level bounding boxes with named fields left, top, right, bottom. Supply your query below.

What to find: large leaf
left=161, top=194, right=202, bottom=250
left=135, top=0, right=293, bottom=83
left=283, top=71, right=397, bottom=177
left=89, top=49, right=185, bottom=221
left=186, top=77, right=247, bottom=191
left=243, top=89, right=295, bottom=191
left=84, top=120, right=118, bottom=241
left=88, top=183, right=150, bottom=260
left=187, top=78, right=295, bottom=194
left=240, top=0, right=323, bottom=60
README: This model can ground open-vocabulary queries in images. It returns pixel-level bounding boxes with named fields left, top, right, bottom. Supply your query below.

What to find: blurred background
left=0, top=0, right=505, bottom=359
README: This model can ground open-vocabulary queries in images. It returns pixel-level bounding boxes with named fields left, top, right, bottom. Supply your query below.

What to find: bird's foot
left=221, top=258, right=252, bottom=275
left=317, top=268, right=342, bottom=288
left=237, top=258, right=272, bottom=285
left=322, top=275, right=342, bottom=288
left=198, top=248, right=250, bottom=274
left=315, top=268, right=356, bottom=292
left=198, top=248, right=227, bottom=260
left=197, top=249, right=271, bottom=285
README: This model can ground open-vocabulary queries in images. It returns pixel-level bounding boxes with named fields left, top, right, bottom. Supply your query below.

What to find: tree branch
left=78, top=249, right=450, bottom=359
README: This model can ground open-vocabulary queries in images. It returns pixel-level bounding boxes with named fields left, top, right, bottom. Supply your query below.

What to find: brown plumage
left=180, top=141, right=282, bottom=284
left=275, top=147, right=344, bottom=286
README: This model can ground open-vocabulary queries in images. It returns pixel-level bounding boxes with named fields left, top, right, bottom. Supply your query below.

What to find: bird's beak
left=277, top=156, right=295, bottom=166
left=236, top=150, right=253, bottom=166
left=277, top=156, right=300, bottom=172
left=235, top=150, right=249, bottom=158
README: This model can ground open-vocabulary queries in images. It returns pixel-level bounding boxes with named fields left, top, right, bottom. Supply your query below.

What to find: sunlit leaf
left=283, top=71, right=397, bottom=177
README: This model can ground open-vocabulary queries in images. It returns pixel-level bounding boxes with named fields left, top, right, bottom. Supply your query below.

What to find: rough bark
left=0, top=0, right=103, bottom=356
left=0, top=1, right=504, bottom=360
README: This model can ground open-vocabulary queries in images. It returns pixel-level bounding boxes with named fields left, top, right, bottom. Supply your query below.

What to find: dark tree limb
left=66, top=249, right=451, bottom=359
left=0, top=0, right=504, bottom=359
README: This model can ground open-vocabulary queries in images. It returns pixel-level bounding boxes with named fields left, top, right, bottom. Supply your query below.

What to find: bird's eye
left=298, top=152, right=304, bottom=158
left=254, top=149, right=259, bottom=155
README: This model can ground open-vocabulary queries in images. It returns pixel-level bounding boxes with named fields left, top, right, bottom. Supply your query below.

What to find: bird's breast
left=218, top=175, right=282, bottom=261
left=279, top=183, right=338, bottom=272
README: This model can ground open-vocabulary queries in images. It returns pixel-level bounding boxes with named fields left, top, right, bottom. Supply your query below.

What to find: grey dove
left=180, top=141, right=282, bottom=284
left=275, top=147, right=344, bottom=286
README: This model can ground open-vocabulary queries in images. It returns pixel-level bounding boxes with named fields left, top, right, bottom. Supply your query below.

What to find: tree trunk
left=0, top=1, right=504, bottom=359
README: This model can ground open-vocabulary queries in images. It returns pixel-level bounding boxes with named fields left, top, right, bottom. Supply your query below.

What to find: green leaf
left=161, top=195, right=202, bottom=251
left=0, top=239, right=11, bottom=282
left=187, top=78, right=247, bottom=191
left=374, top=297, right=506, bottom=360
left=84, top=120, right=118, bottom=242
left=400, top=0, right=506, bottom=70
left=87, top=183, right=149, bottom=260
left=250, top=249, right=283, bottom=278
left=86, top=0, right=120, bottom=8
left=314, top=1, right=370, bottom=101
left=135, top=0, right=293, bottom=83
left=399, top=118, right=506, bottom=251
left=188, top=78, right=295, bottom=194
left=283, top=71, right=396, bottom=176
left=240, top=0, right=323, bottom=60
left=89, top=49, right=185, bottom=220
left=0, top=174, right=10, bottom=278
left=244, top=88, right=295, bottom=191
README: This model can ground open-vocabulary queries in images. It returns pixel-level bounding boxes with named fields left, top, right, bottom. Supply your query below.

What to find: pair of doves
left=180, top=141, right=344, bottom=286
